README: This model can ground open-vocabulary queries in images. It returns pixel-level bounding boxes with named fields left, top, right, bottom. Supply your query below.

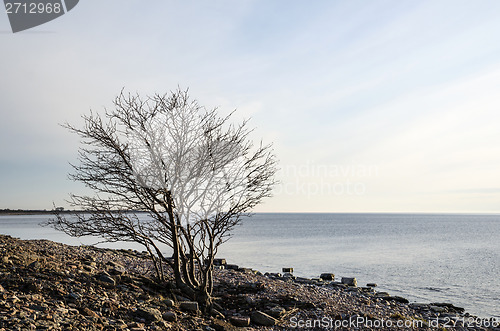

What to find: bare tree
left=47, top=89, right=277, bottom=309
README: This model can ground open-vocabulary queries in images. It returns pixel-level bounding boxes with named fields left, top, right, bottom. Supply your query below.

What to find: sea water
left=0, top=212, right=498, bottom=318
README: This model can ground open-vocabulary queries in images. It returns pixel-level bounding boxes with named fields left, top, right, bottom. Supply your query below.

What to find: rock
left=409, top=303, right=429, bottom=309
left=213, top=258, right=227, bottom=266
left=341, top=277, right=357, bottom=286
left=367, top=283, right=377, bottom=287
left=251, top=311, right=278, bottom=326
left=179, top=301, right=199, bottom=313
left=225, top=264, right=239, bottom=270
left=282, top=267, right=293, bottom=273
left=213, top=318, right=241, bottom=330
left=320, top=273, right=335, bottom=281
left=330, top=282, right=346, bottom=288
left=98, top=273, right=116, bottom=285
left=229, top=316, right=250, bottom=327
left=162, top=311, right=177, bottom=322
left=163, top=298, right=175, bottom=307
left=0, top=284, right=4, bottom=292
left=81, top=307, right=99, bottom=319
left=109, top=264, right=126, bottom=275
left=238, top=267, right=254, bottom=274
left=360, top=287, right=375, bottom=294
left=431, top=302, right=465, bottom=313
left=135, top=307, right=163, bottom=321
left=28, top=261, right=41, bottom=269
left=67, top=292, right=80, bottom=301
left=430, top=305, right=446, bottom=313
left=267, top=306, right=285, bottom=318
left=382, top=295, right=409, bottom=304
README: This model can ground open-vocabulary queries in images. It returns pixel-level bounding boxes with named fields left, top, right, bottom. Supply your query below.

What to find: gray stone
left=382, top=295, right=409, bottom=304
left=180, top=301, right=199, bottom=313
left=330, top=282, right=346, bottom=288
left=229, top=316, right=250, bottom=327
left=360, top=287, right=375, bottom=294
left=163, top=299, right=175, bottom=307
left=320, top=273, right=335, bottom=281
left=251, top=311, right=278, bottom=326
left=136, top=307, right=163, bottom=321
left=409, top=303, right=429, bottom=309
left=109, top=264, right=126, bottom=275
left=431, top=302, right=465, bottom=313
left=430, top=305, right=446, bottom=313
left=213, top=258, right=227, bottom=266
left=28, top=260, right=41, bottom=269
left=67, top=292, right=80, bottom=301
left=98, top=273, right=116, bottom=285
left=238, top=267, right=254, bottom=273
left=267, top=306, right=285, bottom=318
left=162, top=311, right=177, bottom=322
left=341, top=277, right=357, bottom=286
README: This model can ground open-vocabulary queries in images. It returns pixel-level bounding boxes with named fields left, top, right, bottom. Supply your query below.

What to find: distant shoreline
left=0, top=209, right=81, bottom=215
left=0, top=209, right=148, bottom=215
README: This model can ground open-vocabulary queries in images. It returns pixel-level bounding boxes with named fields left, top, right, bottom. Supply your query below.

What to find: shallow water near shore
left=0, top=212, right=499, bottom=319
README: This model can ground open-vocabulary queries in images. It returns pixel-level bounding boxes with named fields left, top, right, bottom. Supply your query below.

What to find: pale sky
left=2, top=1, right=500, bottom=213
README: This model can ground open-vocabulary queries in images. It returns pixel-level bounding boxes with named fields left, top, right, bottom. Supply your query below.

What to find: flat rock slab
left=179, top=301, right=199, bottom=313
left=251, top=311, right=278, bottom=326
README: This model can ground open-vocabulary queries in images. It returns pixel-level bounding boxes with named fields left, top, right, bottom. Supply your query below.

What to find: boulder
left=213, top=258, right=227, bottom=266
left=98, top=273, right=116, bottom=286
left=162, top=311, right=177, bottom=322
left=320, top=273, right=335, bottom=281
left=226, top=264, right=239, bottom=270
left=431, top=302, right=465, bottom=313
left=237, top=267, right=253, bottom=273
left=341, top=277, right=357, bottom=287
left=282, top=267, right=294, bottom=273
left=382, top=296, right=409, bottom=304
left=163, top=299, right=175, bottom=307
left=251, top=311, right=278, bottom=326
left=108, top=264, right=126, bottom=275
left=135, top=307, right=163, bottom=321
left=28, top=260, right=41, bottom=270
left=267, top=306, right=285, bottom=318
left=229, top=316, right=251, bottom=327
left=179, top=301, right=199, bottom=313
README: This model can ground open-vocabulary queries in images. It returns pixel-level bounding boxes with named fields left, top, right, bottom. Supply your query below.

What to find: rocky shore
left=0, top=234, right=498, bottom=330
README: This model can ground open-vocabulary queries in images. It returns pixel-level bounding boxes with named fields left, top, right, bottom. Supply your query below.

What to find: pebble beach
left=0, top=234, right=498, bottom=330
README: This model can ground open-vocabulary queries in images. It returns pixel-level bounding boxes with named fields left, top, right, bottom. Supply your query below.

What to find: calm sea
left=0, top=212, right=498, bottom=319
